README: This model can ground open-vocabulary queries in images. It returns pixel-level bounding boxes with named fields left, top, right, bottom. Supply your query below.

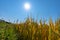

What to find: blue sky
left=0, top=0, right=60, bottom=22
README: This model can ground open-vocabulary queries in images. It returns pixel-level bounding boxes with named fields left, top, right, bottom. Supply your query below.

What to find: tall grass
left=0, top=18, right=60, bottom=40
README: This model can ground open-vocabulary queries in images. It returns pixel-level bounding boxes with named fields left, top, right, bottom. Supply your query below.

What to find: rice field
left=0, top=18, right=60, bottom=40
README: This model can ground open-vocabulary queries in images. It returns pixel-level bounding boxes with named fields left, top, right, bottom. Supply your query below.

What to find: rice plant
left=0, top=18, right=60, bottom=40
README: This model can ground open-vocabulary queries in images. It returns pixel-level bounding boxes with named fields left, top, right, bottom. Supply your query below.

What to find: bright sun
left=24, top=3, right=30, bottom=10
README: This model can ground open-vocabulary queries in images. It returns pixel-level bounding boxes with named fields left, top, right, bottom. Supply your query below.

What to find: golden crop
left=0, top=18, right=60, bottom=40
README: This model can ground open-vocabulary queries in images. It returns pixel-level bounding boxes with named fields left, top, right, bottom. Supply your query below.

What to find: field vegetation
left=0, top=18, right=60, bottom=40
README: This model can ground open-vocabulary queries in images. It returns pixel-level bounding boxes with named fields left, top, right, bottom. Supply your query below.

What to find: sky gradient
left=0, top=0, right=60, bottom=23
